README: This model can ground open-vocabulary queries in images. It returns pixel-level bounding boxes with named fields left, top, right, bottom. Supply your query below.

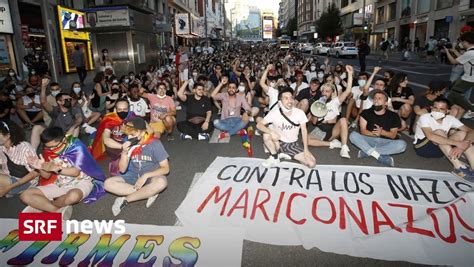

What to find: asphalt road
left=0, top=57, right=461, bottom=266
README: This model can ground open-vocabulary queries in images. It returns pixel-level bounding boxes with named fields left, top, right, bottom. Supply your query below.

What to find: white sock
left=370, top=151, right=380, bottom=160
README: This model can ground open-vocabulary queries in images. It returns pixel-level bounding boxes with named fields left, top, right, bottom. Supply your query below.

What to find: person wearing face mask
left=104, top=117, right=170, bottom=216
left=106, top=82, right=122, bottom=113
left=69, top=82, right=99, bottom=134
left=91, top=99, right=137, bottom=175
left=260, top=64, right=280, bottom=111
left=386, top=73, right=415, bottom=131
left=257, top=87, right=316, bottom=168
left=99, top=48, right=114, bottom=72
left=140, top=83, right=176, bottom=140
left=413, top=98, right=474, bottom=183
left=349, top=89, right=407, bottom=167
left=237, top=82, right=259, bottom=122
left=91, top=72, right=111, bottom=114
left=2, top=69, right=21, bottom=89
left=127, top=84, right=150, bottom=119
left=16, top=86, right=43, bottom=130
left=0, top=122, right=39, bottom=198
left=212, top=78, right=251, bottom=139
left=308, top=66, right=354, bottom=159
left=346, top=72, right=370, bottom=123
left=303, top=60, right=317, bottom=83
left=290, top=70, right=309, bottom=95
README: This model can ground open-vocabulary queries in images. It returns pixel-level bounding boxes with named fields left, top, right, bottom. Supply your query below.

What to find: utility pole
left=41, top=0, right=58, bottom=82
left=362, top=0, right=366, bottom=40
left=204, top=0, right=208, bottom=46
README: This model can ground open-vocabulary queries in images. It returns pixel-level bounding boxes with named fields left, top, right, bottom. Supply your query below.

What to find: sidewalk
left=57, top=70, right=96, bottom=94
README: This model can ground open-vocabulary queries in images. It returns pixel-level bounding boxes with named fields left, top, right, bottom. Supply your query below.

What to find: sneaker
left=255, top=129, right=261, bottom=136
left=238, top=129, right=247, bottom=136
left=278, top=153, right=292, bottom=160
left=198, top=133, right=210, bottom=141
left=340, top=145, right=350, bottom=159
left=262, top=156, right=280, bottom=168
left=377, top=155, right=394, bottom=167
left=357, top=150, right=370, bottom=159
left=166, top=133, right=175, bottom=141
left=349, top=121, right=358, bottom=129
left=463, top=111, right=474, bottom=119
left=59, top=206, right=73, bottom=220
left=452, top=167, right=474, bottom=183
left=112, top=197, right=127, bottom=216
left=180, top=133, right=192, bottom=140
left=146, top=194, right=159, bottom=208
left=84, top=125, right=97, bottom=134
left=249, top=117, right=255, bottom=122
left=329, top=139, right=342, bottom=149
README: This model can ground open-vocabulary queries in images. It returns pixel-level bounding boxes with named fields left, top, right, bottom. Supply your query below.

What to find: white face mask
left=279, top=100, right=292, bottom=113
left=310, top=66, right=316, bottom=71
left=238, top=86, right=245, bottom=92
left=317, top=73, right=324, bottom=78
left=358, top=79, right=366, bottom=87
left=9, top=72, right=15, bottom=77
left=73, top=87, right=81, bottom=94
left=103, top=53, right=108, bottom=56
left=51, top=90, right=60, bottom=97
left=269, top=82, right=276, bottom=88
left=124, top=79, right=129, bottom=84
left=192, top=72, right=198, bottom=77
left=431, top=111, right=446, bottom=120
left=157, top=94, right=167, bottom=99
left=240, top=64, right=244, bottom=68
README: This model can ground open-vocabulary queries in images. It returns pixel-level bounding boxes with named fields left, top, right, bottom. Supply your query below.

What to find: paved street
left=0, top=56, right=461, bottom=266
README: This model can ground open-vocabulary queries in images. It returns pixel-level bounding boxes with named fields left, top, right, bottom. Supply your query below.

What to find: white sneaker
left=329, top=139, right=342, bottom=149
left=249, top=117, right=255, bottom=122
left=340, top=145, right=351, bottom=159
left=463, top=111, right=474, bottom=119
left=146, top=194, right=159, bottom=208
left=84, top=125, right=97, bottom=134
left=278, top=153, right=292, bottom=160
left=112, top=197, right=126, bottom=217
left=262, top=156, right=280, bottom=168
left=59, top=206, right=73, bottom=220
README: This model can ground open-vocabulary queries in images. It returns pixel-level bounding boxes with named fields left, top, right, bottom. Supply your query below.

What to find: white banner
left=0, top=0, right=13, bottom=34
left=175, top=13, right=190, bottom=35
left=0, top=219, right=243, bottom=266
left=176, top=157, right=474, bottom=266
left=84, top=7, right=130, bottom=28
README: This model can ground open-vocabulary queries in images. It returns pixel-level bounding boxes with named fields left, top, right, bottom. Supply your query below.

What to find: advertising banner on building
left=263, top=19, right=273, bottom=39
left=176, top=157, right=474, bottom=266
left=84, top=6, right=130, bottom=28
left=0, top=0, right=14, bottom=34
left=190, top=14, right=204, bottom=37
left=175, top=13, right=190, bottom=35
left=0, top=218, right=244, bottom=266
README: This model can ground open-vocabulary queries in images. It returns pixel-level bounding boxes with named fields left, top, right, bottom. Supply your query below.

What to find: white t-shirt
left=128, top=97, right=150, bottom=117
left=351, top=86, right=373, bottom=108
left=304, top=71, right=317, bottom=83
left=457, top=49, right=474, bottom=83
left=290, top=82, right=309, bottom=94
left=268, top=86, right=279, bottom=110
left=322, top=98, right=341, bottom=122
left=414, top=113, right=464, bottom=143
left=264, top=107, right=308, bottom=143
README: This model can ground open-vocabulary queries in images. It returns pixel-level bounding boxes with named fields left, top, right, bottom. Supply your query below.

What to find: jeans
left=358, top=54, right=366, bottom=72
left=76, top=66, right=87, bottom=83
left=349, top=132, right=406, bottom=156
left=214, top=117, right=247, bottom=135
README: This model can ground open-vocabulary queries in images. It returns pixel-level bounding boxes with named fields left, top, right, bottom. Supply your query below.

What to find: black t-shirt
left=386, top=86, right=414, bottom=110
left=0, top=99, right=13, bottom=122
left=185, top=95, right=212, bottom=120
left=49, top=106, right=84, bottom=131
left=296, top=88, right=322, bottom=106
left=414, top=95, right=435, bottom=112
left=360, top=108, right=401, bottom=139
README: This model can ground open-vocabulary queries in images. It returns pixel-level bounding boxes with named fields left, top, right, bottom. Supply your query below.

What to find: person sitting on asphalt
left=259, top=64, right=280, bottom=112
left=211, top=76, right=252, bottom=139
left=0, top=122, right=39, bottom=198
left=104, top=117, right=169, bottom=216
left=177, top=80, right=213, bottom=141
left=385, top=72, right=415, bottom=131
left=69, top=82, right=100, bottom=134
left=349, top=89, right=407, bottom=167
left=290, top=70, right=309, bottom=95
left=295, top=78, right=322, bottom=120
left=413, top=98, right=474, bottom=183
left=21, top=127, right=105, bottom=219
left=307, top=65, right=354, bottom=159
left=91, top=99, right=137, bottom=175
left=257, top=86, right=316, bottom=168
left=16, top=85, right=43, bottom=130
left=128, top=84, right=150, bottom=119
left=141, top=82, right=176, bottom=140
left=346, top=71, right=371, bottom=123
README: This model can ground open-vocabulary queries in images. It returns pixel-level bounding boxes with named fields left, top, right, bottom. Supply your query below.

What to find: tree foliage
left=315, top=3, right=343, bottom=40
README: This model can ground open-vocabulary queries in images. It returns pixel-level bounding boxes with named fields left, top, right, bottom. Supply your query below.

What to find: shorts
left=37, top=179, right=94, bottom=201
left=150, top=121, right=166, bottom=134
left=279, top=141, right=304, bottom=158
left=26, top=111, right=42, bottom=121
left=120, top=171, right=165, bottom=186
left=414, top=138, right=444, bottom=158
left=318, top=123, right=335, bottom=141
left=7, top=176, right=37, bottom=196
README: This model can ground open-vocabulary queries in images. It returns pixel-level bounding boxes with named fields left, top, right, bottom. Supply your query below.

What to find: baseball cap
left=126, top=117, right=147, bottom=130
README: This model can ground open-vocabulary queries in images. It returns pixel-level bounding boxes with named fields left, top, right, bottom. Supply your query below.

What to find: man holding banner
left=257, top=87, right=316, bottom=168
left=414, top=98, right=474, bottom=182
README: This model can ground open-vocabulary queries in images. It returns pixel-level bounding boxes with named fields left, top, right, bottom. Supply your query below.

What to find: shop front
left=0, top=0, right=16, bottom=75
left=57, top=5, right=94, bottom=73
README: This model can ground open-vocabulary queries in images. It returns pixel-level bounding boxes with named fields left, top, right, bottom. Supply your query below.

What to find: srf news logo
left=18, top=213, right=125, bottom=241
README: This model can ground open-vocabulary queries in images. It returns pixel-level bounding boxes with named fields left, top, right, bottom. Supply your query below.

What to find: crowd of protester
left=0, top=30, right=473, bottom=219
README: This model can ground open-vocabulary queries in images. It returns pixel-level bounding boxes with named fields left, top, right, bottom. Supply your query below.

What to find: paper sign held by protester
left=175, top=157, right=474, bottom=266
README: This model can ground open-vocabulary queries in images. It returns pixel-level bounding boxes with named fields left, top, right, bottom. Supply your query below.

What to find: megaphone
left=310, top=96, right=328, bottom=118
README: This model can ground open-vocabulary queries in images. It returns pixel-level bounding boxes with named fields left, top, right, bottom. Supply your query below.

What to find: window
left=376, top=7, right=384, bottom=24
left=436, top=0, right=453, bottom=9
left=341, top=0, right=348, bottom=8
left=388, top=2, right=396, bottom=21
left=401, top=0, right=411, bottom=17
left=417, top=0, right=430, bottom=14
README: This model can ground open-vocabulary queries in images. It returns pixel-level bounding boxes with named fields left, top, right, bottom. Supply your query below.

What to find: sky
left=226, top=0, right=281, bottom=20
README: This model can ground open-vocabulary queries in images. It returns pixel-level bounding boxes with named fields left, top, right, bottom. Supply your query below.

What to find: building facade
left=297, top=0, right=315, bottom=40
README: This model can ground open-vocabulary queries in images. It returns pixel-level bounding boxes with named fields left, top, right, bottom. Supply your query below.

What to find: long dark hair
left=387, top=72, right=407, bottom=96
left=0, top=121, right=25, bottom=146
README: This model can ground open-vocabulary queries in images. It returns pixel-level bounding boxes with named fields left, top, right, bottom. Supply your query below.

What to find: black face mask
left=63, top=100, right=72, bottom=108
left=373, top=105, right=384, bottom=111
left=128, top=137, right=139, bottom=146
left=27, top=93, right=35, bottom=98
left=117, top=111, right=128, bottom=120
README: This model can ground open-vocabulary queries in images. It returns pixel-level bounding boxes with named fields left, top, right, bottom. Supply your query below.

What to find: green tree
left=285, top=17, right=297, bottom=39
left=315, top=3, right=343, bottom=41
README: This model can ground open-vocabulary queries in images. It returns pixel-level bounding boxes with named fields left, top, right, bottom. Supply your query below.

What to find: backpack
left=364, top=44, right=371, bottom=55
left=381, top=41, right=388, bottom=51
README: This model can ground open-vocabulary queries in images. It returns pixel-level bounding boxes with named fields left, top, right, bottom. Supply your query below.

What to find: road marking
left=383, top=66, right=451, bottom=76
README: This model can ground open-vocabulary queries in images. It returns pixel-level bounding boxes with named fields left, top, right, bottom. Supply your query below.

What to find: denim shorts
left=7, top=176, right=37, bottom=196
